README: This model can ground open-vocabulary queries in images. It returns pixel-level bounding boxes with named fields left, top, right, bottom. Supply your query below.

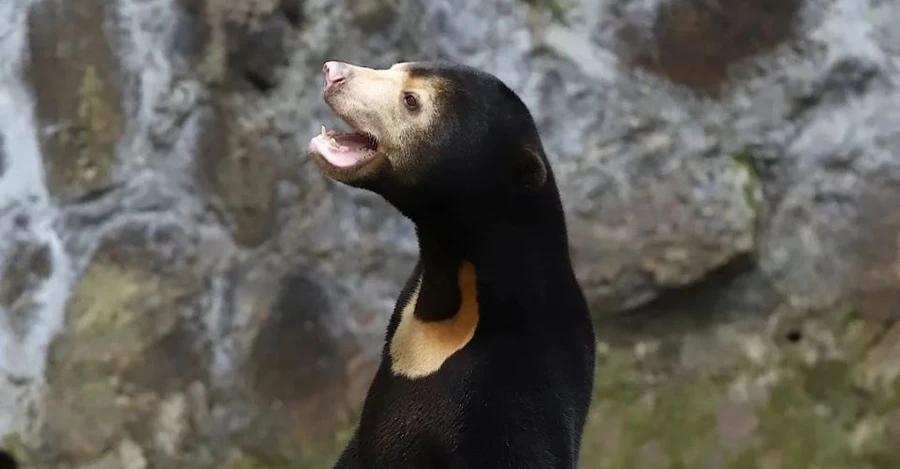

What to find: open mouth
left=309, top=124, right=379, bottom=169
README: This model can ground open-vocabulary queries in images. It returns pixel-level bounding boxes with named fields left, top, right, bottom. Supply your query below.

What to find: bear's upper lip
left=309, top=61, right=381, bottom=171
left=308, top=123, right=379, bottom=169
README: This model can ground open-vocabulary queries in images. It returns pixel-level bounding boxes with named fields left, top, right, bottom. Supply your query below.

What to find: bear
left=307, top=60, right=596, bottom=469
left=0, top=450, right=17, bottom=469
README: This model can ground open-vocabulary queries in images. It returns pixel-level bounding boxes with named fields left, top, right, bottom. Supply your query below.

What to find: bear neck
left=410, top=197, right=574, bottom=320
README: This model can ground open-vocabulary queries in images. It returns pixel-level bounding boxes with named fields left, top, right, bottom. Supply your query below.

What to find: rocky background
left=0, top=0, right=898, bottom=467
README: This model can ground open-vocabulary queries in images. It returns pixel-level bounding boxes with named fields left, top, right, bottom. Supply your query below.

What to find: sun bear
left=308, top=60, right=596, bottom=469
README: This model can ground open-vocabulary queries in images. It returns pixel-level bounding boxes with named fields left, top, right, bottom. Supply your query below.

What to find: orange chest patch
left=389, top=261, right=480, bottom=379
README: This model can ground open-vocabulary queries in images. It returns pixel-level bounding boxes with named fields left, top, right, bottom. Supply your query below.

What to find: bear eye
left=402, top=92, right=419, bottom=110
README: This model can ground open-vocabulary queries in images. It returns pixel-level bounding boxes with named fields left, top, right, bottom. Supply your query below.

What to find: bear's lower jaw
left=308, top=129, right=379, bottom=170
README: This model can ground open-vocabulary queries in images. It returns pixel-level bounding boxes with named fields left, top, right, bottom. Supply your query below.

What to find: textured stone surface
left=612, top=0, right=806, bottom=96
left=0, top=0, right=899, bottom=467
left=26, top=0, right=125, bottom=202
left=563, top=133, right=759, bottom=312
left=41, top=226, right=203, bottom=461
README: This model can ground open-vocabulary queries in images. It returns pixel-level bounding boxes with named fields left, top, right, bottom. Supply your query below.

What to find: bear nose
left=323, top=61, right=346, bottom=90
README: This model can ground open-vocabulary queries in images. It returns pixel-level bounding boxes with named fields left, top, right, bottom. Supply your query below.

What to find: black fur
left=0, top=451, right=17, bottom=469
left=331, top=62, right=596, bottom=469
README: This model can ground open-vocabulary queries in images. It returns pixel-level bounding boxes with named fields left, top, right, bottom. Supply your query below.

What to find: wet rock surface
left=0, top=0, right=899, bottom=467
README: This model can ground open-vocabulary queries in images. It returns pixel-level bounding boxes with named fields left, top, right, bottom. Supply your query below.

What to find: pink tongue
left=310, top=136, right=364, bottom=167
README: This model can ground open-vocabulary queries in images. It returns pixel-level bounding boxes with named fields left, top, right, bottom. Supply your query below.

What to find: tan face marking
left=389, top=62, right=411, bottom=70
left=325, top=62, right=445, bottom=167
left=389, top=261, right=480, bottom=379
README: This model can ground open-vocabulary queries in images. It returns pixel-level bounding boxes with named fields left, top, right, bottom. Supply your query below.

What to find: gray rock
left=25, top=0, right=124, bottom=202
left=278, top=0, right=305, bottom=27
left=563, top=122, right=759, bottom=313
left=0, top=133, right=5, bottom=179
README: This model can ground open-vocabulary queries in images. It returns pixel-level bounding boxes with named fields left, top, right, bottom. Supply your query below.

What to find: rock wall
left=0, top=0, right=898, bottom=467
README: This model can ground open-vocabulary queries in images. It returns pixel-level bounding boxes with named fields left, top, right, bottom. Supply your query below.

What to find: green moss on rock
left=731, top=148, right=763, bottom=216
left=579, top=306, right=900, bottom=468
left=2, top=433, right=35, bottom=466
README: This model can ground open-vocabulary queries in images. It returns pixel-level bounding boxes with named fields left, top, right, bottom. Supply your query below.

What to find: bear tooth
left=329, top=137, right=339, bottom=147
left=321, top=125, right=327, bottom=137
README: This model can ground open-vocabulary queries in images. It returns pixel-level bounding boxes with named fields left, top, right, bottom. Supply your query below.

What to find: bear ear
left=518, top=145, right=548, bottom=190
